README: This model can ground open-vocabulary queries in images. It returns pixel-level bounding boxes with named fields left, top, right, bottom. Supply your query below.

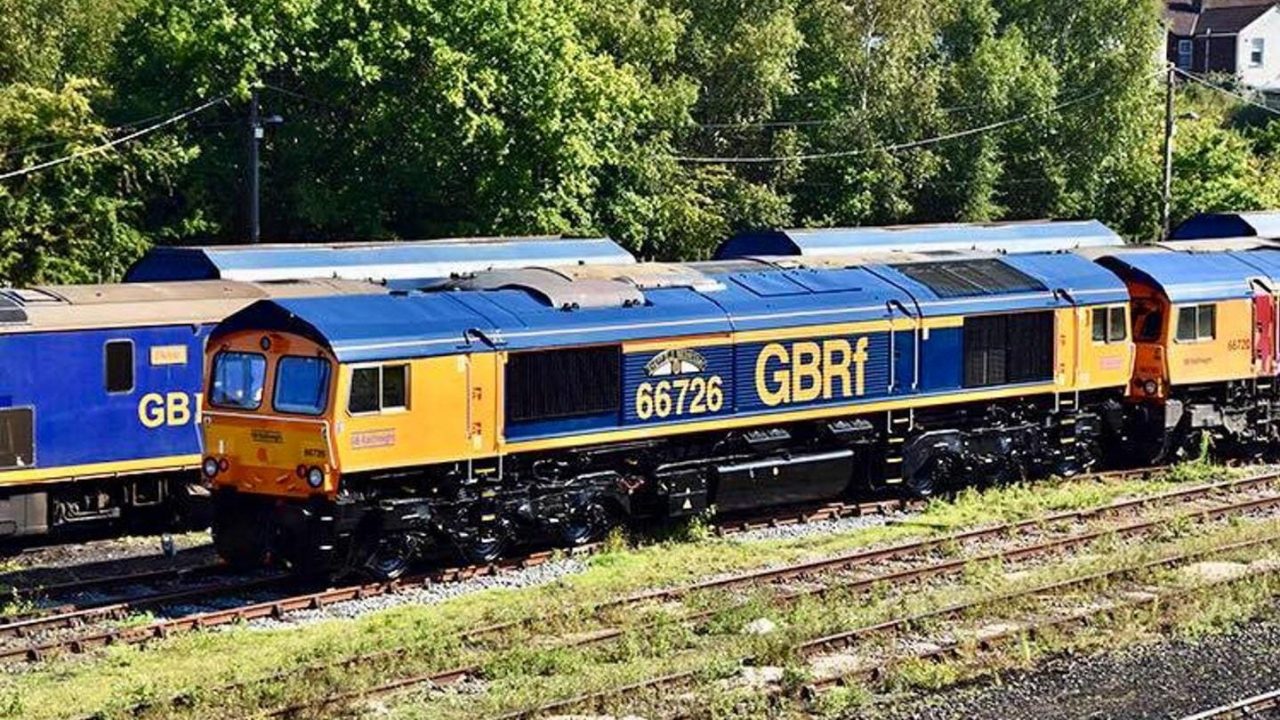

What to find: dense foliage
left=0, top=0, right=1275, bottom=284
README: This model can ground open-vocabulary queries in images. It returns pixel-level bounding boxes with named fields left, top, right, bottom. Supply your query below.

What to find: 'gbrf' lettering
left=138, top=392, right=197, bottom=428
left=755, top=338, right=870, bottom=407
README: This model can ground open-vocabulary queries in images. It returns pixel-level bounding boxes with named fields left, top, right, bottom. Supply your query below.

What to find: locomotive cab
left=204, top=331, right=337, bottom=501
left=1096, top=250, right=1273, bottom=463
left=202, top=309, right=500, bottom=576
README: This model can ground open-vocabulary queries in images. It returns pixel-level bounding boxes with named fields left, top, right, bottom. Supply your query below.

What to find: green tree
left=0, top=80, right=193, bottom=284
left=113, top=0, right=688, bottom=247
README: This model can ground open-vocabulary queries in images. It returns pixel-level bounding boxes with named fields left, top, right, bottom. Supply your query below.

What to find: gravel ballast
left=876, top=610, right=1280, bottom=720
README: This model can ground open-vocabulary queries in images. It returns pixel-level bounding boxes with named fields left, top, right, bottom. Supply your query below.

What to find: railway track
left=0, top=571, right=289, bottom=639
left=1183, top=689, right=1280, bottom=719
left=2, top=494, right=922, bottom=666
left=494, top=550, right=1280, bottom=720
left=487, top=500, right=1280, bottom=719
left=214, top=471, right=1280, bottom=719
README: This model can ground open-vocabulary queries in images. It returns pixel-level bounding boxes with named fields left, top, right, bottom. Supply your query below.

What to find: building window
left=105, top=340, right=134, bottom=394
left=348, top=364, right=409, bottom=414
left=1091, top=306, right=1129, bottom=343
left=1178, top=39, right=1193, bottom=69
left=1175, top=304, right=1216, bottom=342
left=1251, top=38, right=1265, bottom=67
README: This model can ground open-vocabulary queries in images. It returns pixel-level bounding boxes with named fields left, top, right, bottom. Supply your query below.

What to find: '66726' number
left=635, top=376, right=724, bottom=420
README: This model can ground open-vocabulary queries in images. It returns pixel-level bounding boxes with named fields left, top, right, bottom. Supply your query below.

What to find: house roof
left=1199, top=3, right=1275, bottom=34
left=1168, top=2, right=1201, bottom=35
left=1166, top=0, right=1277, bottom=36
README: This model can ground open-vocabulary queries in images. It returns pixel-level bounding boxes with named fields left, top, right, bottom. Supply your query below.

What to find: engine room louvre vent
left=893, top=259, right=1046, bottom=298
left=963, top=311, right=1054, bottom=388
left=505, top=346, right=621, bottom=423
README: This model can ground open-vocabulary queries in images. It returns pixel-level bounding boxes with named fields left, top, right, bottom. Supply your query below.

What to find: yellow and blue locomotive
left=201, top=247, right=1136, bottom=578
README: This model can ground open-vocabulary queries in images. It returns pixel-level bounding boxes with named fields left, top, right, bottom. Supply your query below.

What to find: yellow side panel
left=1167, top=300, right=1253, bottom=385
left=335, top=355, right=485, bottom=473
left=1055, top=307, right=1075, bottom=388
left=1076, top=306, right=1135, bottom=391
left=467, top=353, right=500, bottom=457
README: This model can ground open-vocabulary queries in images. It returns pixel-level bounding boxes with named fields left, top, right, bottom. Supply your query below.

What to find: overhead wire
left=669, top=69, right=1165, bottom=164
left=0, top=94, right=229, bottom=182
left=679, top=106, right=984, bottom=131
left=1173, top=67, right=1280, bottom=116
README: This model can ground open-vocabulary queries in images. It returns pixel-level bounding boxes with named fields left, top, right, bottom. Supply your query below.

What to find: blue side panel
left=918, top=327, right=965, bottom=393
left=0, top=325, right=209, bottom=472
left=733, top=331, right=894, bottom=415
left=622, top=345, right=735, bottom=426
left=893, top=330, right=917, bottom=393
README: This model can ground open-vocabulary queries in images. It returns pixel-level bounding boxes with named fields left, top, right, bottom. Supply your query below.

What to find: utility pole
left=246, top=87, right=284, bottom=244
left=247, top=89, right=261, bottom=244
left=1161, top=63, right=1176, bottom=242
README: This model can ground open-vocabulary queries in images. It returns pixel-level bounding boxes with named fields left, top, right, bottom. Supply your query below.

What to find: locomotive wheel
left=558, top=502, right=610, bottom=546
left=358, top=533, right=418, bottom=581
left=904, top=453, right=958, bottom=499
left=456, top=526, right=509, bottom=565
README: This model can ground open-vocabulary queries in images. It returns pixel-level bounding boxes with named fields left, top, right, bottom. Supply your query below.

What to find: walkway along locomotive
left=201, top=249, right=1139, bottom=578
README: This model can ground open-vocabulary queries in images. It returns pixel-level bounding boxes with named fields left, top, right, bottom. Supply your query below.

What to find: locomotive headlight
left=202, top=457, right=220, bottom=478
left=1143, top=379, right=1158, bottom=396
left=306, top=466, right=325, bottom=489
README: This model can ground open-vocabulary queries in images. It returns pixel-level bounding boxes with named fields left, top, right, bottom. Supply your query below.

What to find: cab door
left=1250, top=279, right=1275, bottom=376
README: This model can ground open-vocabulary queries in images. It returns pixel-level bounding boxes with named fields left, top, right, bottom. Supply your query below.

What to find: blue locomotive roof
left=1097, top=250, right=1256, bottom=303
left=1171, top=211, right=1280, bottom=241
left=124, top=236, right=635, bottom=283
left=710, top=267, right=911, bottom=332
left=1223, top=249, right=1280, bottom=280
left=219, top=254, right=1127, bottom=363
left=716, top=220, right=1123, bottom=259
left=1000, top=252, right=1131, bottom=305
left=220, top=285, right=733, bottom=363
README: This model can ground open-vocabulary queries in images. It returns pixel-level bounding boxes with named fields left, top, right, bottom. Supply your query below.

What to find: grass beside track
left=0, top=461, right=1254, bottom=720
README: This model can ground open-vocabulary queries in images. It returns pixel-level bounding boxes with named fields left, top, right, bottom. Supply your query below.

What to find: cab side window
left=1091, top=307, right=1128, bottom=343
left=1175, top=304, right=1216, bottom=342
left=0, top=408, right=34, bottom=468
left=105, top=340, right=134, bottom=394
left=349, top=365, right=409, bottom=414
